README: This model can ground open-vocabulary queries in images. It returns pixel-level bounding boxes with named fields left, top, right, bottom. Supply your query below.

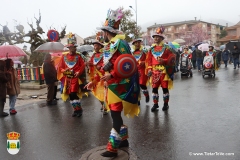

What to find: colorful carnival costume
left=132, top=38, right=149, bottom=103
left=205, top=45, right=219, bottom=71
left=85, top=32, right=107, bottom=114
left=180, top=47, right=193, bottom=77
left=58, top=33, right=86, bottom=117
left=97, top=8, right=140, bottom=157
left=146, top=27, right=175, bottom=112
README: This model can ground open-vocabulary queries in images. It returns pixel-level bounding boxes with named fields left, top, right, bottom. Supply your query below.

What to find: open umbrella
left=198, top=43, right=209, bottom=51
left=0, top=45, right=27, bottom=58
left=13, top=60, right=22, bottom=64
left=220, top=45, right=225, bottom=50
left=77, top=45, right=94, bottom=53
left=34, top=42, right=65, bottom=53
left=173, top=39, right=185, bottom=44
left=168, top=42, right=180, bottom=49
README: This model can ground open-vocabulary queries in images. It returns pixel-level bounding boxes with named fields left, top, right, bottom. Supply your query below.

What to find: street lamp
left=129, top=0, right=137, bottom=35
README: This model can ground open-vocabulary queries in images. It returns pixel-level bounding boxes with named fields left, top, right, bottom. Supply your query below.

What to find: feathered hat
left=65, top=32, right=78, bottom=48
left=152, top=26, right=165, bottom=39
left=92, top=31, right=104, bottom=48
left=97, top=8, right=124, bottom=34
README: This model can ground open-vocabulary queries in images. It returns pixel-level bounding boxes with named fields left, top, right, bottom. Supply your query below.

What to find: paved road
left=0, top=65, right=240, bottom=160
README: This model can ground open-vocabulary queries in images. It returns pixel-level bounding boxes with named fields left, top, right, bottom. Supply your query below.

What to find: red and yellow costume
left=133, top=46, right=148, bottom=86
left=132, top=44, right=149, bottom=102
left=146, top=42, right=174, bottom=89
left=58, top=53, right=85, bottom=98
left=57, top=33, right=86, bottom=116
left=88, top=51, right=105, bottom=102
left=146, top=28, right=175, bottom=112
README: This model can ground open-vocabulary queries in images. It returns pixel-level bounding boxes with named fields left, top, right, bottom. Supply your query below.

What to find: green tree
left=220, top=30, right=227, bottom=38
left=120, top=8, right=141, bottom=42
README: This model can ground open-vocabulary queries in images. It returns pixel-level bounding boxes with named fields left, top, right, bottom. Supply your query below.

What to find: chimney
left=226, top=23, right=228, bottom=27
left=155, top=23, right=156, bottom=25
left=194, top=17, right=197, bottom=21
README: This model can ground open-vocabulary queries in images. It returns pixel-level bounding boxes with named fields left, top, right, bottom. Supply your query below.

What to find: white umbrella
left=173, top=39, right=185, bottom=44
left=34, top=42, right=65, bottom=53
left=198, top=43, right=209, bottom=51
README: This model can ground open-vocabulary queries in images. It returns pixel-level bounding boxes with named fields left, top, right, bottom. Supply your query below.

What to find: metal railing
left=16, top=67, right=45, bottom=85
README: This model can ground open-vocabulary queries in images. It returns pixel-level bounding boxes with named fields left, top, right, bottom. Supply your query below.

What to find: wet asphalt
left=0, top=64, right=240, bottom=160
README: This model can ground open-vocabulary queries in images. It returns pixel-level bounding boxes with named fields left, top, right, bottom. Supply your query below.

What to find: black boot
left=72, top=111, right=77, bottom=117
left=0, top=112, right=9, bottom=117
left=151, top=104, right=159, bottom=112
left=119, top=139, right=129, bottom=148
left=101, top=151, right=118, bottom=157
left=76, top=110, right=82, bottom=117
left=146, top=95, right=149, bottom=103
left=162, top=105, right=169, bottom=111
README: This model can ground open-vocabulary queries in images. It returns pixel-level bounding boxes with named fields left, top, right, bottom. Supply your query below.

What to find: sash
left=103, top=39, right=120, bottom=65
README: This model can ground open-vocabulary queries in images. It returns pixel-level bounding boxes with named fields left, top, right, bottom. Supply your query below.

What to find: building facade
left=218, top=21, right=240, bottom=44
left=146, top=20, right=224, bottom=45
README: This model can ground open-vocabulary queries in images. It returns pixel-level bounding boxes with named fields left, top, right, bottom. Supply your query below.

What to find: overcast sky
left=1, top=0, right=240, bottom=47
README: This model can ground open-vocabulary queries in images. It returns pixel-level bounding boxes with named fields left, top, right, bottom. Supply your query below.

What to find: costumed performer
left=146, top=26, right=176, bottom=112
left=58, top=33, right=86, bottom=117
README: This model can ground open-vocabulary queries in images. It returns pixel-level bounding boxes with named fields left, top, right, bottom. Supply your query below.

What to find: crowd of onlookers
left=0, top=59, right=20, bottom=117
left=174, top=44, right=240, bottom=72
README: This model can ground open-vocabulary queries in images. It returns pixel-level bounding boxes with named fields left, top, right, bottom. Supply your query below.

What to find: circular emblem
left=166, top=54, right=176, bottom=66
left=204, top=62, right=212, bottom=69
left=114, top=54, right=137, bottom=78
left=47, top=30, right=59, bottom=42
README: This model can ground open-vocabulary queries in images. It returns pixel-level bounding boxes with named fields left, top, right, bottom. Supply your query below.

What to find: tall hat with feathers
left=152, top=26, right=165, bottom=39
left=65, top=32, right=78, bottom=48
left=92, top=31, right=104, bottom=47
left=97, top=8, right=124, bottom=34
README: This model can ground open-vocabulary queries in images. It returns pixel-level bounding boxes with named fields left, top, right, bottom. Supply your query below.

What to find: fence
left=16, top=67, right=45, bottom=85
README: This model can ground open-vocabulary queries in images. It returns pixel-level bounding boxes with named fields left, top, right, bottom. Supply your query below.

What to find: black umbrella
left=195, top=42, right=203, bottom=48
left=77, top=45, right=94, bottom=53
left=226, top=42, right=240, bottom=52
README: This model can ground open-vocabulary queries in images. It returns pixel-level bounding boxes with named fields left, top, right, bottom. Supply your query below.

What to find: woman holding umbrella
left=5, top=59, right=20, bottom=114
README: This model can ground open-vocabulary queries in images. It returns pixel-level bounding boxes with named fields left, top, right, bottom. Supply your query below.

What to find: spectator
left=216, top=49, right=222, bottom=68
left=196, top=48, right=203, bottom=71
left=232, top=44, right=240, bottom=69
left=192, top=49, right=197, bottom=69
left=43, top=53, right=58, bottom=105
left=5, top=59, right=20, bottom=115
left=175, top=49, right=180, bottom=72
left=222, top=48, right=230, bottom=68
left=0, top=60, right=10, bottom=117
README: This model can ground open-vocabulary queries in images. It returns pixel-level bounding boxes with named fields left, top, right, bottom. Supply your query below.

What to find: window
left=203, top=24, right=206, bottom=28
left=168, top=28, right=172, bottom=31
left=212, top=26, right=215, bottom=29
